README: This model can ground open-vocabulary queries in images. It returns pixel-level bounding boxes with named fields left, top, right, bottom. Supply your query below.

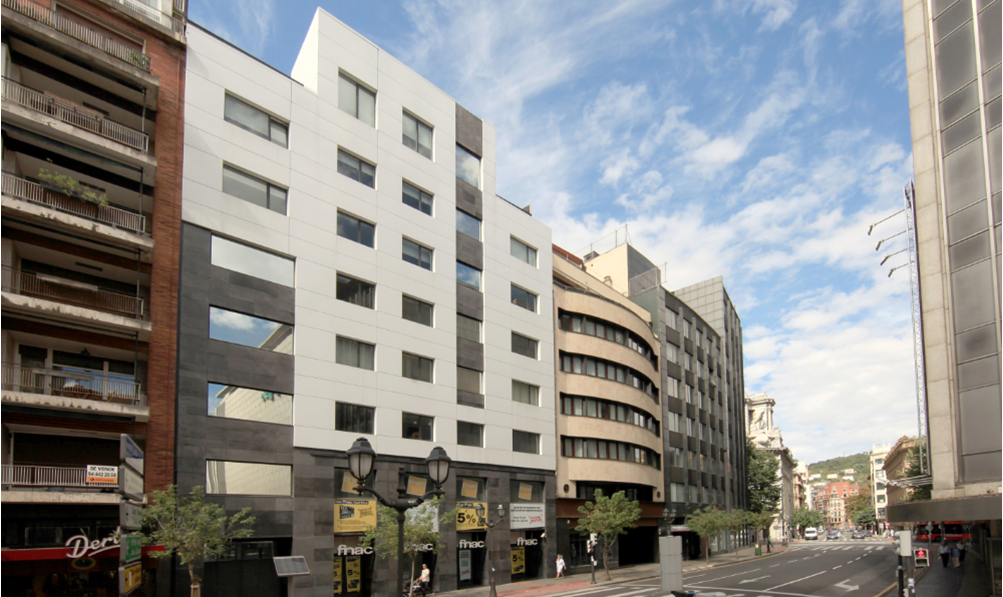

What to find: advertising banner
left=119, top=434, right=144, bottom=475
left=518, top=483, right=533, bottom=501
left=119, top=562, right=142, bottom=594
left=341, top=473, right=364, bottom=495
left=119, top=466, right=144, bottom=501
left=346, top=556, right=361, bottom=593
left=460, top=479, right=479, bottom=499
left=86, top=465, right=117, bottom=485
left=511, top=547, right=525, bottom=575
left=509, top=504, right=545, bottom=530
left=407, top=476, right=428, bottom=496
left=456, top=502, right=487, bottom=531
left=334, top=499, right=377, bottom=533
left=458, top=550, right=472, bottom=581
left=333, top=558, right=343, bottom=594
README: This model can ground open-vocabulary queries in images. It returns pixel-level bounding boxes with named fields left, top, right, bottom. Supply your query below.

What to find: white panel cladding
left=182, top=12, right=554, bottom=471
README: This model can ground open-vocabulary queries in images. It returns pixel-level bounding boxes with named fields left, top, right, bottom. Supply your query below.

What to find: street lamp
left=475, top=502, right=506, bottom=597
left=660, top=507, right=676, bottom=537
left=347, top=437, right=452, bottom=596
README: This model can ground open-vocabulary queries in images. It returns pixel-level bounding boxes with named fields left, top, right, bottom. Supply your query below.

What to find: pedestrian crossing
left=789, top=544, right=888, bottom=552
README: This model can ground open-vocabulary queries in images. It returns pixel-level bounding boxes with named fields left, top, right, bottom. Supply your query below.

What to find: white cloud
left=752, top=0, right=797, bottom=31
left=599, top=149, right=640, bottom=186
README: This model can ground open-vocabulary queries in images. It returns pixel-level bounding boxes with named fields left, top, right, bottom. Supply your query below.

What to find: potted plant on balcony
left=36, top=168, right=108, bottom=205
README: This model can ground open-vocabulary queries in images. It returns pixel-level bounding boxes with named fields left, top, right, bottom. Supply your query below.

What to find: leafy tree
left=686, top=507, right=728, bottom=562
left=720, top=510, right=748, bottom=560
left=576, top=489, right=641, bottom=580
left=743, top=510, right=778, bottom=545
left=903, top=443, right=932, bottom=501
left=746, top=443, right=781, bottom=513
left=845, top=484, right=871, bottom=517
left=790, top=508, right=824, bottom=537
left=360, top=497, right=459, bottom=597
left=141, top=485, right=255, bottom=597
left=852, top=507, right=877, bottom=528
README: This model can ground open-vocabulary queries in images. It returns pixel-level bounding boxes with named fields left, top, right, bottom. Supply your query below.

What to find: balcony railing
left=1, top=464, right=119, bottom=488
left=2, top=172, right=147, bottom=234
left=2, top=363, right=143, bottom=406
left=2, top=266, right=146, bottom=319
left=108, top=0, right=185, bottom=35
left=2, top=0, right=152, bottom=71
left=2, top=78, right=149, bottom=152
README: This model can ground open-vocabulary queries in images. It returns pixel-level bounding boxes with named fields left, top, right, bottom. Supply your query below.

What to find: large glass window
left=402, top=412, right=433, bottom=440
left=512, top=380, right=539, bottom=406
left=456, top=210, right=481, bottom=241
left=559, top=437, right=661, bottom=469
left=337, top=150, right=376, bottom=188
left=457, top=421, right=483, bottom=447
left=403, top=238, right=433, bottom=270
left=457, top=366, right=482, bottom=394
left=457, top=314, right=481, bottom=342
left=224, top=94, right=288, bottom=147
left=206, top=461, right=292, bottom=496
left=511, top=333, right=538, bottom=359
left=511, top=285, right=537, bottom=312
left=208, top=382, right=292, bottom=425
left=513, top=431, right=539, bottom=454
left=211, top=235, right=294, bottom=287
left=456, top=262, right=481, bottom=290
left=337, top=212, right=375, bottom=247
left=402, top=353, right=433, bottom=382
left=510, top=237, right=537, bottom=266
left=336, top=337, right=375, bottom=370
left=222, top=166, right=287, bottom=214
left=336, top=402, right=374, bottom=434
left=402, top=112, right=432, bottom=158
left=402, top=182, right=432, bottom=215
left=455, top=144, right=480, bottom=188
left=336, top=274, right=374, bottom=309
left=338, top=74, right=375, bottom=127
left=209, top=307, right=292, bottom=353
left=558, top=351, right=658, bottom=401
left=402, top=296, right=433, bottom=327
left=560, top=393, right=660, bottom=436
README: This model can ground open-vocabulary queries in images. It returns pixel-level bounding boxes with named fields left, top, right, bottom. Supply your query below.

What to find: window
left=211, top=235, right=294, bottom=287
left=208, top=383, right=292, bottom=425
left=336, top=337, right=375, bottom=370
left=456, top=209, right=481, bottom=241
left=512, top=380, right=539, bottom=406
left=403, top=239, right=432, bottom=270
left=222, top=166, right=287, bottom=214
left=224, top=94, right=287, bottom=147
left=335, top=402, right=374, bottom=434
left=336, top=274, right=374, bottom=309
left=665, top=343, right=678, bottom=364
left=510, top=237, right=537, bottom=266
left=511, top=333, right=538, bottom=359
left=455, top=144, right=480, bottom=188
left=206, top=461, right=292, bottom=496
left=402, top=353, right=433, bottom=382
left=402, top=182, right=432, bottom=215
left=456, top=262, right=481, bottom=290
left=456, top=314, right=481, bottom=342
left=402, top=296, right=433, bottom=326
left=402, top=412, right=433, bottom=440
left=457, top=367, right=482, bottom=394
left=337, top=212, right=374, bottom=247
left=337, top=150, right=376, bottom=188
left=402, top=112, right=432, bottom=158
left=338, top=74, right=375, bottom=126
left=665, top=309, right=678, bottom=329
left=511, top=285, right=537, bottom=312
left=457, top=421, right=483, bottom=447
left=209, top=307, right=292, bottom=353
left=513, top=431, right=539, bottom=454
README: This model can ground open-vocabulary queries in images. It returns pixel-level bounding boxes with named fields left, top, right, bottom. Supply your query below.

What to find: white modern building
left=869, top=443, right=891, bottom=528
left=175, top=12, right=555, bottom=597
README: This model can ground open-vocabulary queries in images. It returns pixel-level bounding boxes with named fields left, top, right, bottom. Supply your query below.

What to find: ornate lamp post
left=474, top=502, right=506, bottom=597
left=347, top=437, right=452, bottom=597
left=660, top=507, right=677, bottom=537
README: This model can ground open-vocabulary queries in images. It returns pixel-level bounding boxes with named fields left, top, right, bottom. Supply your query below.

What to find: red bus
left=914, top=522, right=972, bottom=542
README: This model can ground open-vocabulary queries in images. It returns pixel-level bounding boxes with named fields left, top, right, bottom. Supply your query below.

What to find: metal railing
left=2, top=172, right=147, bottom=234
left=2, top=0, right=152, bottom=71
left=2, top=78, right=149, bottom=152
left=1, top=363, right=143, bottom=406
left=108, top=0, right=185, bottom=34
left=2, top=266, right=145, bottom=319
left=1, top=464, right=119, bottom=488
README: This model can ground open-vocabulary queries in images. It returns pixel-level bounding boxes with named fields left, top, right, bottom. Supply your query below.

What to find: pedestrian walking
left=939, top=541, right=951, bottom=567
left=766, top=536, right=772, bottom=553
left=951, top=543, right=961, bottom=568
left=555, top=555, right=566, bottom=579
left=958, top=540, right=967, bottom=564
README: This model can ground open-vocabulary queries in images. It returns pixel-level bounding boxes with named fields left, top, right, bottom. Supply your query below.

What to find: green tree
left=686, top=506, right=728, bottom=562
left=845, top=484, right=871, bottom=517
left=36, top=168, right=109, bottom=205
left=360, top=497, right=459, bottom=597
left=747, top=443, right=781, bottom=513
left=576, top=489, right=642, bottom=580
left=721, top=510, right=748, bottom=560
left=790, top=508, right=824, bottom=537
left=852, top=507, right=877, bottom=528
left=141, top=485, right=255, bottom=597
left=743, top=510, right=778, bottom=545
left=903, top=443, right=932, bottom=501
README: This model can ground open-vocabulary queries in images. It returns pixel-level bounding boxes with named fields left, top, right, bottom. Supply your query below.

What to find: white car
left=804, top=528, right=819, bottom=540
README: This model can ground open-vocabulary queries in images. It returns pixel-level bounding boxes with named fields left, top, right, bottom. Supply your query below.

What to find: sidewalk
left=915, top=547, right=997, bottom=597
left=433, top=544, right=790, bottom=597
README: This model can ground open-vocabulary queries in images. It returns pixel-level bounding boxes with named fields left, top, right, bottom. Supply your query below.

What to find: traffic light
left=914, top=548, right=930, bottom=567
left=895, top=530, right=912, bottom=556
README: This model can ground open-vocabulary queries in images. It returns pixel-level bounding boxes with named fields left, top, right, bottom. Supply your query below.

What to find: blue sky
left=192, top=0, right=920, bottom=465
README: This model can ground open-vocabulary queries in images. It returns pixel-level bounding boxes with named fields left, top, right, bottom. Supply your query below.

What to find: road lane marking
left=765, top=570, right=827, bottom=592
left=835, top=579, right=860, bottom=591
left=698, top=568, right=764, bottom=583
left=738, top=575, right=771, bottom=584
left=684, top=584, right=814, bottom=597
left=833, top=565, right=842, bottom=569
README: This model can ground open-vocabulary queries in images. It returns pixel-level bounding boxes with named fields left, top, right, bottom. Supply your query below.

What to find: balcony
left=2, top=172, right=148, bottom=236
left=2, top=266, right=145, bottom=320
left=2, top=0, right=152, bottom=71
left=2, top=463, right=119, bottom=489
left=106, top=0, right=185, bottom=35
left=2, top=78, right=149, bottom=152
left=2, top=362, right=144, bottom=406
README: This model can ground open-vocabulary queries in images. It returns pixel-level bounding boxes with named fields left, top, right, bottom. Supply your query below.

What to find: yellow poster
left=333, top=557, right=343, bottom=594
left=346, top=556, right=361, bottom=593
left=341, top=473, right=363, bottom=495
left=407, top=476, right=428, bottom=496
left=511, top=547, right=525, bottom=575
left=518, top=483, right=533, bottom=501
left=460, top=479, right=479, bottom=499
left=334, top=498, right=377, bottom=533
left=456, top=501, right=487, bottom=531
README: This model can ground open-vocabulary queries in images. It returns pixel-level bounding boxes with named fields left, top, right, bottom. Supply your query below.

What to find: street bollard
left=755, top=544, right=762, bottom=557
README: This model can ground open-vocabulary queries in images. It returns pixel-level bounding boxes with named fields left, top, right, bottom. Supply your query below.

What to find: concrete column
left=659, top=536, right=682, bottom=594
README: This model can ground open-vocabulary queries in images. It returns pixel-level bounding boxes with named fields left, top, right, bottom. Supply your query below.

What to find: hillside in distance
left=807, top=452, right=871, bottom=483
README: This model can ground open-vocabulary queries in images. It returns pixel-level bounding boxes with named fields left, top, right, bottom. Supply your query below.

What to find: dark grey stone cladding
left=455, top=104, right=483, bottom=156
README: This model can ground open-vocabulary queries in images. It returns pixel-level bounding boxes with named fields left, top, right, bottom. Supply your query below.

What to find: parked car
left=851, top=530, right=867, bottom=539
left=826, top=530, right=841, bottom=541
left=805, top=527, right=819, bottom=540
